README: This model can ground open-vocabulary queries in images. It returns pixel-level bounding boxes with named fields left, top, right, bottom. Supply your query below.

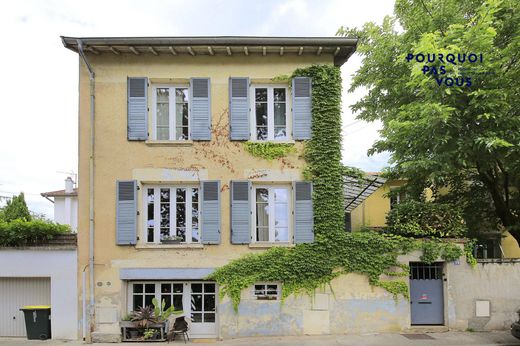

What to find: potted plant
left=161, top=235, right=183, bottom=244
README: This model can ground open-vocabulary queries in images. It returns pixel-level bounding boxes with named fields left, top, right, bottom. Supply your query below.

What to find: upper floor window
left=145, top=186, right=199, bottom=243
left=251, top=86, right=289, bottom=141
left=390, top=188, right=407, bottom=209
left=253, top=185, right=290, bottom=242
left=152, top=86, right=189, bottom=140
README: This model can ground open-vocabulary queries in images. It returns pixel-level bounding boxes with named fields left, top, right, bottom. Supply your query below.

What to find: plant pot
left=161, top=239, right=182, bottom=244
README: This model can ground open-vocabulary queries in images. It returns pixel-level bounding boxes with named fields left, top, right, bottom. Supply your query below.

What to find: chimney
left=65, top=177, right=74, bottom=193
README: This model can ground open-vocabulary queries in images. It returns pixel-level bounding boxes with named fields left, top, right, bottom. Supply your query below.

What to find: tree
left=339, top=0, right=520, bottom=244
left=1, top=193, right=32, bottom=222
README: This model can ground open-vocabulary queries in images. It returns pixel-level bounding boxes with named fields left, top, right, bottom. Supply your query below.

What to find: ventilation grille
left=231, top=78, right=248, bottom=98
left=232, top=181, right=249, bottom=201
left=203, top=181, right=218, bottom=201
left=129, top=78, right=146, bottom=98
left=118, top=181, right=135, bottom=201
left=295, top=182, right=312, bottom=201
left=410, top=262, right=443, bottom=280
left=294, top=78, right=311, bottom=98
left=192, top=79, right=209, bottom=98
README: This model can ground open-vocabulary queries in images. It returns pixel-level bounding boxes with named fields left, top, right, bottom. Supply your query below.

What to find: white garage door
left=0, top=277, right=51, bottom=337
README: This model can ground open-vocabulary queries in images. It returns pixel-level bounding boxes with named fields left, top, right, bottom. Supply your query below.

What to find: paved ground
left=1, top=331, right=519, bottom=346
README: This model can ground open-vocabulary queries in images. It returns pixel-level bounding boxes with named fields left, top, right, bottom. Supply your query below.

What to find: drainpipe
left=77, top=39, right=95, bottom=341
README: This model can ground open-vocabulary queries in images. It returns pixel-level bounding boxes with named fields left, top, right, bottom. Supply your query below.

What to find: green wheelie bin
left=20, top=306, right=51, bottom=340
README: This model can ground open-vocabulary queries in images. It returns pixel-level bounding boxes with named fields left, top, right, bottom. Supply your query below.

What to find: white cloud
left=0, top=0, right=394, bottom=217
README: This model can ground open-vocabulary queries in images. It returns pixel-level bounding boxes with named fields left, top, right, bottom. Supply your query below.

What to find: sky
left=0, top=0, right=394, bottom=218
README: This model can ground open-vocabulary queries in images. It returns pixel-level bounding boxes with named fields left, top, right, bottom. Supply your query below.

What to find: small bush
left=386, top=201, right=466, bottom=238
left=0, top=219, right=70, bottom=247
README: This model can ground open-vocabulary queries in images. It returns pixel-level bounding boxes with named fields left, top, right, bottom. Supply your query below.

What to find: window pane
left=173, top=295, right=183, bottom=311
left=274, top=88, right=286, bottom=102
left=255, top=103, right=268, bottom=126
left=145, top=284, right=155, bottom=293
left=191, top=294, right=203, bottom=311
left=204, top=283, right=215, bottom=293
left=157, top=127, right=169, bottom=140
left=147, top=228, right=154, bottom=242
left=176, top=189, right=186, bottom=203
left=274, top=189, right=287, bottom=202
left=160, top=189, right=170, bottom=202
left=133, top=295, right=143, bottom=310
left=204, top=313, right=215, bottom=323
left=191, top=313, right=202, bottom=323
left=275, top=227, right=288, bottom=242
left=173, top=284, right=183, bottom=293
left=191, top=283, right=202, bottom=293
left=157, top=104, right=169, bottom=126
left=275, top=204, right=288, bottom=227
left=133, top=284, right=143, bottom=294
left=274, top=103, right=286, bottom=126
left=144, top=295, right=154, bottom=308
left=204, top=295, right=215, bottom=311
left=161, top=283, right=171, bottom=293
left=274, top=127, right=287, bottom=140
left=176, top=126, right=189, bottom=140
left=157, top=88, right=169, bottom=102
left=256, top=188, right=268, bottom=202
left=192, top=188, right=198, bottom=203
left=255, top=88, right=267, bottom=102
left=192, top=229, right=200, bottom=243
left=162, top=295, right=172, bottom=310
left=256, top=127, right=268, bottom=141
left=267, top=284, right=278, bottom=292
left=175, top=88, right=188, bottom=103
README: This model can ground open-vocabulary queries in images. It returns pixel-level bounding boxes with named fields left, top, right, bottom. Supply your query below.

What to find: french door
left=129, top=281, right=217, bottom=337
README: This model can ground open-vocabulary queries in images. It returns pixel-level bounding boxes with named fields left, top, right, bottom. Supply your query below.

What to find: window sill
left=249, top=242, right=294, bottom=249
left=135, top=243, right=204, bottom=249
left=145, top=140, right=194, bottom=147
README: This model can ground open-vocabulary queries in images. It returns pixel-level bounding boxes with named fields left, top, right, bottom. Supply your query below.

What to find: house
left=344, top=173, right=520, bottom=258
left=62, top=36, right=369, bottom=342
left=41, top=177, right=78, bottom=232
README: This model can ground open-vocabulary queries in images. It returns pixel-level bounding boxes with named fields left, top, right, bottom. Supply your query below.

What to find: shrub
left=1, top=193, right=31, bottom=222
left=386, top=201, right=466, bottom=238
left=0, top=219, right=70, bottom=247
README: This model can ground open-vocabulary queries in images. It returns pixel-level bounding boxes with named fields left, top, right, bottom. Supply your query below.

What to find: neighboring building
left=0, top=234, right=78, bottom=339
left=41, top=177, right=78, bottom=232
left=344, top=173, right=520, bottom=259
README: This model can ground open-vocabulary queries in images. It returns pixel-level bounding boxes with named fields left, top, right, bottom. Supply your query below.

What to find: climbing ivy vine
left=243, top=142, right=296, bottom=160
left=208, top=64, right=470, bottom=312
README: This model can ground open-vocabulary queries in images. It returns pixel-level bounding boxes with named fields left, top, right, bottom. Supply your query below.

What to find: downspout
left=77, top=39, right=95, bottom=341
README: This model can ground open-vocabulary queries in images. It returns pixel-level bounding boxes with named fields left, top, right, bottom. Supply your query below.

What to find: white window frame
left=151, top=84, right=190, bottom=140
left=390, top=188, right=407, bottom=209
left=251, top=184, right=292, bottom=243
left=253, top=282, right=280, bottom=300
left=143, top=185, right=200, bottom=244
left=249, top=84, right=292, bottom=141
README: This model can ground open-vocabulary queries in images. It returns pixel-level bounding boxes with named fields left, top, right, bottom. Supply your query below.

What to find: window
left=390, top=188, right=407, bottom=209
left=254, top=283, right=279, bottom=300
left=252, top=85, right=289, bottom=141
left=128, top=282, right=216, bottom=324
left=153, top=86, right=189, bottom=140
left=253, top=186, right=290, bottom=242
left=145, top=186, right=200, bottom=243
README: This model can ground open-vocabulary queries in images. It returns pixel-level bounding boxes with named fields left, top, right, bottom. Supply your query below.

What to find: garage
left=0, top=277, right=51, bottom=337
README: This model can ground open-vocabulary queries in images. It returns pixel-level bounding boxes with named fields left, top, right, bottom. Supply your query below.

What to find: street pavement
left=1, top=331, right=519, bottom=345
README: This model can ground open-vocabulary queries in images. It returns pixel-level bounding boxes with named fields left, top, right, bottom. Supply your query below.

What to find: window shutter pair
left=230, top=181, right=314, bottom=244
left=127, top=77, right=211, bottom=141
left=115, top=180, right=221, bottom=245
left=228, top=77, right=312, bottom=140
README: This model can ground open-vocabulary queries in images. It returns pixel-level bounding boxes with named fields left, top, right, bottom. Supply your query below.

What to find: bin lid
left=21, top=305, right=50, bottom=310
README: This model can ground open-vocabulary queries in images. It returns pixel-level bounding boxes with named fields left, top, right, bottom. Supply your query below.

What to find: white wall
left=54, top=197, right=78, bottom=232
left=0, top=249, right=78, bottom=339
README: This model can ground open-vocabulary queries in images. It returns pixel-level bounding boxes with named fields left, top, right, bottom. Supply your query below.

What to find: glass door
left=187, top=282, right=216, bottom=336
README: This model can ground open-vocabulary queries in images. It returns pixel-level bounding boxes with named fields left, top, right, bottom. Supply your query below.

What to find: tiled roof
left=41, top=188, right=78, bottom=198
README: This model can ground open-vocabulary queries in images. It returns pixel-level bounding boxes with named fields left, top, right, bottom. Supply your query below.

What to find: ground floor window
left=253, top=185, right=291, bottom=242
left=128, top=281, right=216, bottom=325
left=253, top=283, right=279, bottom=300
left=145, top=186, right=200, bottom=243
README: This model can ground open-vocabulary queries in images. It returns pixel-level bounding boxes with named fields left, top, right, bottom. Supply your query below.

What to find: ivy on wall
left=208, top=64, right=471, bottom=312
left=243, top=142, right=296, bottom=160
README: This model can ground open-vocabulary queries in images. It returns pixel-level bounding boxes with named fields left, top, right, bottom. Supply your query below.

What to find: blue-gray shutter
left=231, top=180, right=251, bottom=244
left=229, top=77, right=250, bottom=140
left=191, top=78, right=211, bottom=140
left=292, top=77, right=312, bottom=140
left=201, top=180, right=220, bottom=244
left=294, top=181, right=314, bottom=243
left=116, top=180, right=137, bottom=245
left=127, top=77, right=148, bottom=140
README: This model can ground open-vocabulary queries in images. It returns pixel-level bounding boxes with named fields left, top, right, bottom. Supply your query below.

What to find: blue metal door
left=410, top=262, right=444, bottom=325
